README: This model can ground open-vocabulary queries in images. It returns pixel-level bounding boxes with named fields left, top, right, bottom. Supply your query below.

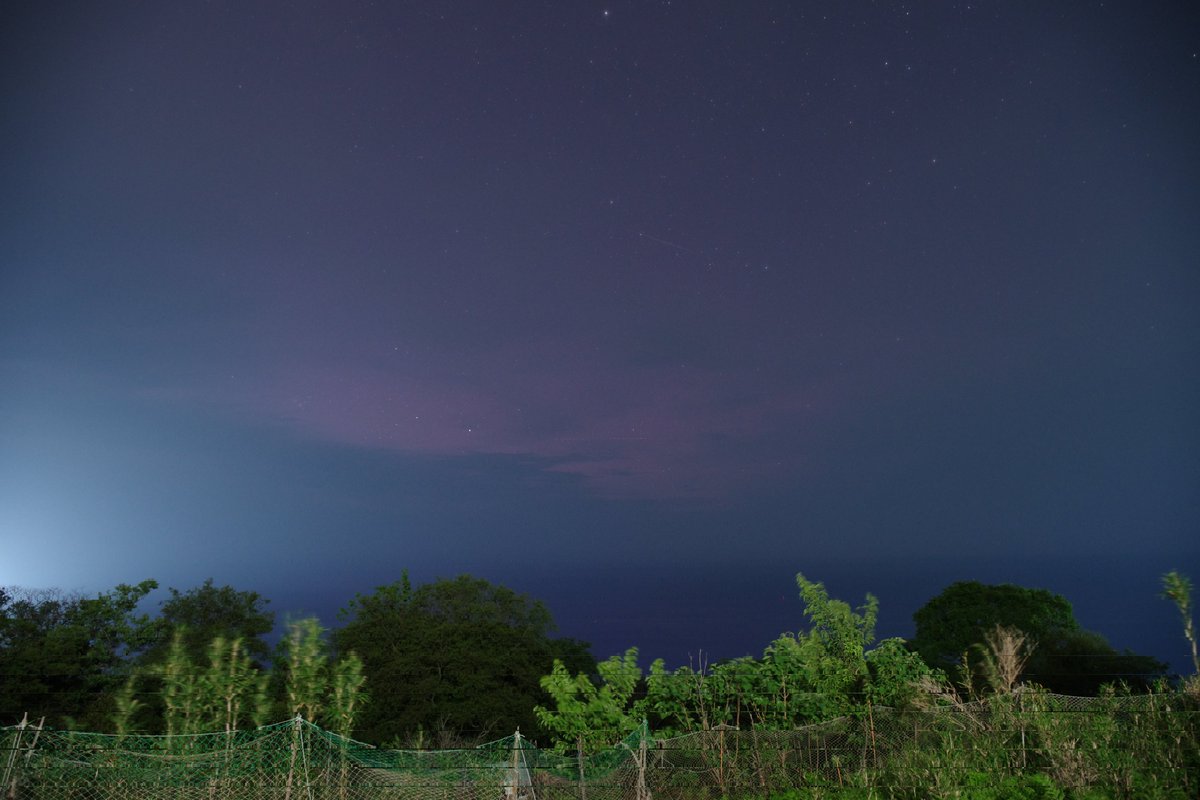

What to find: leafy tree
left=645, top=658, right=713, bottom=734
left=912, top=582, right=1074, bottom=673
left=1039, top=628, right=1164, bottom=695
left=151, top=578, right=274, bottom=666
left=334, top=572, right=594, bottom=744
left=793, top=573, right=877, bottom=704
left=646, top=574, right=895, bottom=734
left=864, top=637, right=939, bottom=708
left=911, top=581, right=1165, bottom=695
left=0, top=580, right=158, bottom=728
left=535, top=647, right=643, bottom=753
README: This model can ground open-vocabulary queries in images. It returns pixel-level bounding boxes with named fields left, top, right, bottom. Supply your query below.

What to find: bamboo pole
left=636, top=721, right=651, bottom=800
left=284, top=715, right=302, bottom=800
left=509, top=730, right=521, bottom=799
left=2, top=713, right=25, bottom=800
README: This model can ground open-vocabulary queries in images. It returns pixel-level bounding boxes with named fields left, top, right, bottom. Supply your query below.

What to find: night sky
left=2, top=2, right=1198, bottom=674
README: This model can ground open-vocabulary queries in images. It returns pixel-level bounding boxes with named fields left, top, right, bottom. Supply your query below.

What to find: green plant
left=535, top=647, right=643, bottom=754
left=1161, top=570, right=1198, bottom=675
left=327, top=650, right=368, bottom=737
left=958, top=772, right=1063, bottom=800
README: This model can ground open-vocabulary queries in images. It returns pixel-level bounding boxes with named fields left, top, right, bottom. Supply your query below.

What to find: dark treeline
left=0, top=570, right=1192, bottom=748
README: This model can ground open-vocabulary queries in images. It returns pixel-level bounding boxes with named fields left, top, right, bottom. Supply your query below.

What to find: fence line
left=3, top=693, right=1197, bottom=799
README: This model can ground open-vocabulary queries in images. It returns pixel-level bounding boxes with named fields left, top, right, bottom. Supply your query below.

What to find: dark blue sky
left=2, top=2, right=1198, bottom=674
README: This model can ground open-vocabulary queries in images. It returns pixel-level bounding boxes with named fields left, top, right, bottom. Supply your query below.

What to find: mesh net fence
left=3, top=692, right=1197, bottom=799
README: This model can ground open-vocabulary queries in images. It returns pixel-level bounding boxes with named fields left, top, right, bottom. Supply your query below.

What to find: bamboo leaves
left=283, top=618, right=327, bottom=722
left=1162, top=570, right=1198, bottom=676
left=641, top=574, right=931, bottom=735
left=157, top=628, right=268, bottom=735
left=119, top=618, right=367, bottom=738
left=280, top=617, right=369, bottom=735
left=329, top=652, right=367, bottom=738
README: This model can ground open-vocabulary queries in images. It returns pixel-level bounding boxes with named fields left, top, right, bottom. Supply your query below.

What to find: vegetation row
left=2, top=570, right=1197, bottom=797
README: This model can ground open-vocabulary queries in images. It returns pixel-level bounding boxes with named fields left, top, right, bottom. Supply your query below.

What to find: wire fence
left=3, top=692, right=1197, bottom=799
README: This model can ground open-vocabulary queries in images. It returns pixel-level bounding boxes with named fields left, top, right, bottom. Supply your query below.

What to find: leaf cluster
left=334, top=572, right=594, bottom=745
left=535, top=647, right=643, bottom=753
left=912, top=581, right=1166, bottom=695
left=0, top=580, right=158, bottom=729
left=582, top=574, right=940, bottom=739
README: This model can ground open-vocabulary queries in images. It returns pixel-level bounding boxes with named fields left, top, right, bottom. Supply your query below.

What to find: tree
left=124, top=579, right=273, bottom=733
left=864, top=637, right=939, bottom=708
left=0, top=581, right=158, bottom=729
left=334, top=572, right=594, bottom=745
left=535, top=647, right=643, bottom=754
left=793, top=573, right=877, bottom=704
left=645, top=574, right=903, bottom=733
left=911, top=581, right=1165, bottom=695
left=1161, top=570, right=1198, bottom=675
left=152, top=578, right=274, bottom=666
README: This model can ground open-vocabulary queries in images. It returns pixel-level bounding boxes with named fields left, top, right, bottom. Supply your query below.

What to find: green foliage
left=111, top=675, right=143, bottom=739
left=7, top=700, right=1198, bottom=799
left=154, top=627, right=269, bottom=736
left=1161, top=569, right=1198, bottom=675
left=5, top=570, right=1200, bottom=799
left=159, top=628, right=201, bottom=735
left=645, top=574, right=889, bottom=735
left=145, top=618, right=361, bottom=738
left=959, top=772, right=1064, bottom=800
left=912, top=581, right=1075, bottom=674
left=793, top=573, right=876, bottom=704
left=0, top=580, right=158, bottom=728
left=535, top=647, right=643, bottom=753
left=864, top=637, right=938, bottom=707
left=912, top=581, right=1165, bottom=695
left=151, top=578, right=274, bottom=666
left=644, top=658, right=707, bottom=733
left=206, top=635, right=270, bottom=732
left=973, top=625, right=1035, bottom=695
left=327, top=650, right=367, bottom=737
left=334, top=571, right=593, bottom=744
left=282, top=617, right=327, bottom=721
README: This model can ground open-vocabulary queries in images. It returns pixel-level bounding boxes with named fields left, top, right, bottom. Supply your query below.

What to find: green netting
left=0, top=718, right=649, bottom=800
left=3, top=693, right=1197, bottom=799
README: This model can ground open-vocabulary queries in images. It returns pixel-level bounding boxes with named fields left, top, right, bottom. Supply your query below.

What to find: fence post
left=1018, top=687, right=1027, bottom=771
left=636, top=720, right=651, bottom=800
left=284, top=715, right=302, bottom=800
left=509, top=729, right=521, bottom=799
left=577, top=734, right=588, bottom=800
left=2, top=713, right=25, bottom=799
left=867, top=700, right=878, bottom=770
left=5, top=716, right=43, bottom=800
